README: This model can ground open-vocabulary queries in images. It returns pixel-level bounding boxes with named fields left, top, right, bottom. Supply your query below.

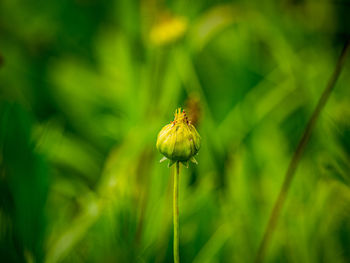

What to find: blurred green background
left=1, top=0, right=350, bottom=262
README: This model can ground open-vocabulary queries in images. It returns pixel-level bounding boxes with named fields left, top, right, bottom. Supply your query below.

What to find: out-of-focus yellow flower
left=157, top=108, right=200, bottom=167
left=150, top=15, right=187, bottom=46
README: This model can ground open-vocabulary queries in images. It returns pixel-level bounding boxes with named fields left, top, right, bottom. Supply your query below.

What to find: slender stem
left=254, top=40, right=350, bottom=263
left=173, top=161, right=180, bottom=263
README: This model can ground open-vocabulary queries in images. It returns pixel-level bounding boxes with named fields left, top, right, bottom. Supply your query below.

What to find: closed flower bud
left=157, top=108, right=200, bottom=167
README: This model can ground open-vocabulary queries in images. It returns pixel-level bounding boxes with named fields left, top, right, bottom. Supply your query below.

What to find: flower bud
left=157, top=108, right=200, bottom=167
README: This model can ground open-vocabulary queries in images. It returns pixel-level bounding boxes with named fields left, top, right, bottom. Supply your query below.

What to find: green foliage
left=0, top=0, right=350, bottom=262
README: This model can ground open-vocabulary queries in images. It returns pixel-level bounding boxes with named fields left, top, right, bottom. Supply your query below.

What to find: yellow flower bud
left=157, top=108, right=200, bottom=167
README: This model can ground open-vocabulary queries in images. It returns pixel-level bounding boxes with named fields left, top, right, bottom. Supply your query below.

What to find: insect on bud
left=156, top=108, right=201, bottom=167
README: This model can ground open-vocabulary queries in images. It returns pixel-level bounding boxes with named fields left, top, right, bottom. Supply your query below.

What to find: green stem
left=173, top=161, right=180, bottom=263
left=254, top=40, right=350, bottom=263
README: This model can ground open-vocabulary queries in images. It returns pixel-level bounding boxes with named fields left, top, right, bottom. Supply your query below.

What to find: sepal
left=181, top=161, right=189, bottom=168
left=160, top=156, right=168, bottom=163
left=168, top=159, right=176, bottom=168
left=190, top=157, right=198, bottom=165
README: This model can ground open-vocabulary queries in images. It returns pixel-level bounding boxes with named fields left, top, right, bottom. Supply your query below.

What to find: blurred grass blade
left=255, top=40, right=350, bottom=263
left=192, top=224, right=231, bottom=263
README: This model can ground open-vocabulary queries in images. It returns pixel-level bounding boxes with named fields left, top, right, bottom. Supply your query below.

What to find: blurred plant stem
left=173, top=161, right=180, bottom=263
left=255, top=39, right=350, bottom=263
